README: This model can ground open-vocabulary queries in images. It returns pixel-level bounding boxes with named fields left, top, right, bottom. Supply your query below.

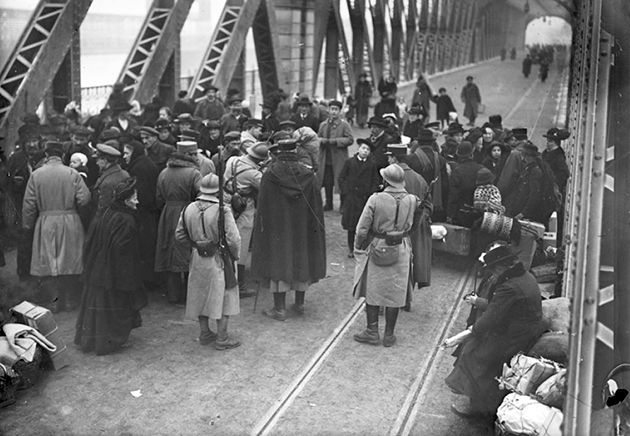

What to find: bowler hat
left=176, top=113, right=194, bottom=123
left=177, top=141, right=198, bottom=154
left=385, top=143, right=408, bottom=157
left=356, top=138, right=374, bottom=151
left=155, top=118, right=171, bottom=130
left=204, top=84, right=219, bottom=92
left=296, top=96, right=312, bottom=106
left=328, top=100, right=343, bottom=109
left=199, top=173, right=220, bottom=197
left=512, top=127, right=528, bottom=141
left=96, top=143, right=121, bottom=157
left=476, top=167, right=495, bottom=186
left=140, top=126, right=160, bottom=137
left=247, top=142, right=269, bottom=160
left=416, top=129, right=435, bottom=145
left=488, top=115, right=502, bottom=127
left=380, top=164, right=405, bottom=189
left=367, top=116, right=387, bottom=128
left=456, top=141, right=474, bottom=158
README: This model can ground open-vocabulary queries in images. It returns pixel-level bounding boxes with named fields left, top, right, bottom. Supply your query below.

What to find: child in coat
left=473, top=167, right=505, bottom=214
left=338, top=140, right=381, bottom=258
left=431, top=87, right=457, bottom=130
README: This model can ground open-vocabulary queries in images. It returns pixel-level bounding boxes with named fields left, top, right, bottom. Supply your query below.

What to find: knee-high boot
left=383, top=307, right=399, bottom=347
left=354, top=304, right=380, bottom=345
left=215, top=316, right=240, bottom=350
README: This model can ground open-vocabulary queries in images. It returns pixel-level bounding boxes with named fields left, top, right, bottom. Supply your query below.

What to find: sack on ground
left=542, top=297, right=570, bottom=333
left=498, top=353, right=560, bottom=395
left=534, top=368, right=567, bottom=409
left=529, top=332, right=569, bottom=365
left=496, top=393, right=563, bottom=436
left=371, top=244, right=399, bottom=266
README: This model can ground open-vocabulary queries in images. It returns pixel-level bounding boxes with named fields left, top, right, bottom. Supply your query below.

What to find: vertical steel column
left=252, top=0, right=282, bottom=100
left=404, top=0, right=417, bottom=79
left=416, top=0, right=429, bottom=75
left=323, top=1, right=340, bottom=99
left=391, top=0, right=403, bottom=81
left=372, top=0, right=386, bottom=80
left=350, top=0, right=366, bottom=82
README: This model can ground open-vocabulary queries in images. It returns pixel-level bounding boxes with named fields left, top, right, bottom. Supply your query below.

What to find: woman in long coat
left=123, top=141, right=160, bottom=286
left=460, top=76, right=482, bottom=126
left=155, top=150, right=202, bottom=303
left=338, top=139, right=380, bottom=257
left=175, top=174, right=241, bottom=350
left=353, top=164, right=417, bottom=348
left=443, top=244, right=543, bottom=417
left=75, top=178, right=147, bottom=355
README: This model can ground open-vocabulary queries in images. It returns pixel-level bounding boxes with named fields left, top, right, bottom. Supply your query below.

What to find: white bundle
left=431, top=225, right=447, bottom=241
left=496, top=393, right=563, bottom=436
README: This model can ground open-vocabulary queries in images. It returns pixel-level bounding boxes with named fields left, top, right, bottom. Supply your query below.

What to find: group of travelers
left=0, top=60, right=569, bottom=421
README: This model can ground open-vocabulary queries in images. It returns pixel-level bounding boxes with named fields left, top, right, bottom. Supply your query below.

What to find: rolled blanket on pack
left=2, top=324, right=56, bottom=363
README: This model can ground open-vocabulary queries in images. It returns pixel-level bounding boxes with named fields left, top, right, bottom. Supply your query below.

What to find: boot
left=238, top=265, right=256, bottom=298
left=292, top=290, right=305, bottom=315
left=263, top=292, right=286, bottom=321
left=354, top=304, right=380, bottom=345
left=215, top=316, right=240, bottom=350
left=383, top=307, right=399, bottom=347
left=198, top=316, right=218, bottom=345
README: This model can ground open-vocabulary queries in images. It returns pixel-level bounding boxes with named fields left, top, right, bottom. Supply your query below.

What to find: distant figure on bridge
left=354, top=72, right=373, bottom=128
left=510, top=47, right=517, bottom=60
left=522, top=54, right=533, bottom=78
left=378, top=74, right=398, bottom=99
left=539, top=58, right=550, bottom=83
left=411, top=74, right=433, bottom=120
left=431, top=87, right=457, bottom=130
left=173, top=90, right=195, bottom=118
left=460, top=76, right=482, bottom=127
left=500, top=48, right=507, bottom=61
left=193, top=85, right=224, bottom=122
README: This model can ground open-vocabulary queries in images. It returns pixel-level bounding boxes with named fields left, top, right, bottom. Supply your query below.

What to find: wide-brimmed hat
left=199, top=173, right=220, bottom=198
left=516, top=141, right=540, bottom=157
left=367, top=116, right=387, bottom=128
left=356, top=138, right=375, bottom=151
left=543, top=127, right=570, bottom=141
left=479, top=243, right=518, bottom=270
left=512, top=127, right=528, bottom=141
left=140, top=126, right=159, bottom=137
left=456, top=141, right=474, bottom=158
left=247, top=142, right=269, bottom=160
left=113, top=177, right=138, bottom=203
left=384, top=144, right=408, bottom=157
left=177, top=141, right=198, bottom=154
left=380, top=164, right=405, bottom=189
left=476, top=167, right=495, bottom=186
left=446, top=123, right=465, bottom=136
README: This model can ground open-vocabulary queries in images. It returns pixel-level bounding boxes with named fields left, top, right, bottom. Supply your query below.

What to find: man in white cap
left=223, top=141, right=269, bottom=298
left=176, top=173, right=241, bottom=350
left=91, top=143, right=130, bottom=220
left=22, top=141, right=91, bottom=313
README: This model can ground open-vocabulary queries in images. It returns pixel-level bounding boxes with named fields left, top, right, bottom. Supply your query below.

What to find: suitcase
left=432, top=223, right=471, bottom=256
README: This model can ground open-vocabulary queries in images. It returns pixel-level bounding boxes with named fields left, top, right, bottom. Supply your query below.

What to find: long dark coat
left=542, top=146, right=569, bottom=192
left=461, top=83, right=481, bottom=122
left=338, top=155, right=380, bottom=231
left=354, top=81, right=372, bottom=126
left=91, top=164, right=130, bottom=220
left=369, top=132, right=396, bottom=172
left=445, top=262, right=543, bottom=413
left=290, top=113, right=321, bottom=133
left=155, top=153, right=202, bottom=273
left=503, top=159, right=543, bottom=221
left=75, top=204, right=147, bottom=355
left=250, top=152, right=327, bottom=285
left=431, top=94, right=457, bottom=122
left=316, top=117, right=354, bottom=192
left=126, top=142, right=160, bottom=282
left=447, top=158, right=484, bottom=224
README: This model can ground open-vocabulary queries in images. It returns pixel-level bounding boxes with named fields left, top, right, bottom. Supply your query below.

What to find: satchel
left=230, top=193, right=247, bottom=215
left=195, top=240, right=216, bottom=257
left=371, top=244, right=399, bottom=266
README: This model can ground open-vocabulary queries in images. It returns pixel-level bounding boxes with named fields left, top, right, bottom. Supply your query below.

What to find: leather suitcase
left=432, top=223, right=471, bottom=256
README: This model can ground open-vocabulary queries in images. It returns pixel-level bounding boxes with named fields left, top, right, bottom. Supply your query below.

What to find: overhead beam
left=251, top=0, right=282, bottom=99
left=0, top=0, right=94, bottom=151
left=117, top=0, right=194, bottom=106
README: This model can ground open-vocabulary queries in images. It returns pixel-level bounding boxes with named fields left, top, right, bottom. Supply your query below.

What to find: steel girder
left=188, top=0, right=281, bottom=103
left=347, top=0, right=378, bottom=87
left=116, top=0, right=194, bottom=105
left=0, top=0, right=93, bottom=145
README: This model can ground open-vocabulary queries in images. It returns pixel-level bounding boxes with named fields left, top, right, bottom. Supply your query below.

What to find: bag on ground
left=496, top=393, right=563, bottom=436
left=498, top=353, right=560, bottom=395
left=534, top=368, right=567, bottom=409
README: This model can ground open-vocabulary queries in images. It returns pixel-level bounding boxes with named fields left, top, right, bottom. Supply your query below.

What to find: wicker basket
left=0, top=363, right=18, bottom=408
left=13, top=346, right=44, bottom=390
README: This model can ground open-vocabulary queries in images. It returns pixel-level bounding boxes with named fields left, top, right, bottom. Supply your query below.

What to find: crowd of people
left=0, top=55, right=568, bottom=418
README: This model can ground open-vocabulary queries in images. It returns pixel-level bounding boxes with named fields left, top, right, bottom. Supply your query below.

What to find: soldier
left=224, top=142, right=269, bottom=298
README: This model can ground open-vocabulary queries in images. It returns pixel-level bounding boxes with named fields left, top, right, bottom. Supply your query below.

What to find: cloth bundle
left=0, top=324, right=56, bottom=366
left=496, top=393, right=563, bottom=436
left=533, top=368, right=567, bottom=409
left=498, top=353, right=560, bottom=395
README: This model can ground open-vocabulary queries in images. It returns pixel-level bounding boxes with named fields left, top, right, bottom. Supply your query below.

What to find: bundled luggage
left=495, top=393, right=563, bottom=436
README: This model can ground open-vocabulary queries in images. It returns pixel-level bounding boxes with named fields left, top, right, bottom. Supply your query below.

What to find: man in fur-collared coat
left=316, top=100, right=354, bottom=210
